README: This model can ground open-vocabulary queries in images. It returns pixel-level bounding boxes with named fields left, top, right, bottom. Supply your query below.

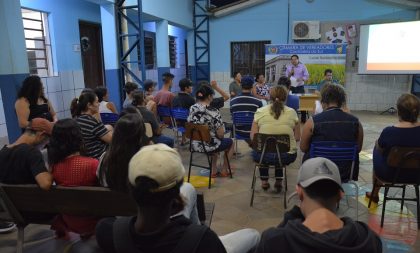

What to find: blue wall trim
left=0, top=73, right=29, bottom=143
left=157, top=67, right=171, bottom=89
left=104, top=69, right=122, bottom=112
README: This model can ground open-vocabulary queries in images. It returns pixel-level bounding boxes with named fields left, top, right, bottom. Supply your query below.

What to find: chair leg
left=368, top=178, right=378, bottom=208
left=250, top=165, right=258, bottom=207
left=225, top=152, right=233, bottom=179
left=381, top=187, right=390, bottom=227
left=208, top=155, right=213, bottom=189
left=234, top=138, right=238, bottom=160
left=16, top=225, right=24, bottom=253
left=352, top=181, right=359, bottom=220
left=401, top=185, right=406, bottom=212
left=415, top=185, right=420, bottom=229
left=188, top=152, right=193, bottom=182
left=283, top=166, right=288, bottom=192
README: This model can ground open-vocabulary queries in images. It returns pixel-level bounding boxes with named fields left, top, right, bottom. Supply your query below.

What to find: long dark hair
left=70, top=91, right=97, bottom=118
left=18, top=75, right=48, bottom=105
left=100, top=111, right=148, bottom=192
left=47, top=119, right=84, bottom=165
left=270, top=86, right=287, bottom=120
left=195, top=84, right=214, bottom=101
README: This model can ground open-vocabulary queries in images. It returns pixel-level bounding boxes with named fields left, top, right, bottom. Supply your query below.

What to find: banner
left=265, top=44, right=347, bottom=86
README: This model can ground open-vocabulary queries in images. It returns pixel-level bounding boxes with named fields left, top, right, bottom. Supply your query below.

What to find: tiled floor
left=0, top=111, right=419, bottom=252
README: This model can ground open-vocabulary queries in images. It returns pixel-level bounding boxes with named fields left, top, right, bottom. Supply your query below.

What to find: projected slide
left=359, top=21, right=420, bottom=74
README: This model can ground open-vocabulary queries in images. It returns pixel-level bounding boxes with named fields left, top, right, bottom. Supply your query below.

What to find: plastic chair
left=309, top=141, right=359, bottom=219
left=185, top=122, right=232, bottom=189
left=232, top=111, right=255, bottom=158
left=250, top=133, right=290, bottom=208
left=171, top=107, right=190, bottom=145
left=368, top=146, right=420, bottom=228
left=100, top=113, right=119, bottom=125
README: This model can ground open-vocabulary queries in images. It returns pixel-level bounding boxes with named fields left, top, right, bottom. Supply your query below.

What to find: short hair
left=320, top=83, right=346, bottom=108
left=94, top=87, right=108, bottom=102
left=241, top=75, right=254, bottom=90
left=302, top=180, right=341, bottom=209
left=291, top=54, right=299, bottom=60
left=255, top=73, right=264, bottom=82
left=232, top=71, right=240, bottom=78
left=143, top=80, right=156, bottom=92
left=131, top=90, right=145, bottom=107
left=324, top=69, right=333, bottom=76
left=277, top=76, right=291, bottom=89
left=179, top=78, right=193, bottom=91
left=162, top=72, right=175, bottom=83
left=195, top=84, right=215, bottom=101
left=397, top=93, right=420, bottom=123
left=124, top=82, right=138, bottom=94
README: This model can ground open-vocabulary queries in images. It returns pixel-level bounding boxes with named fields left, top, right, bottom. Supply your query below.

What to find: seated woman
left=131, top=90, right=174, bottom=147
left=366, top=94, right=420, bottom=203
left=15, top=75, right=57, bottom=131
left=250, top=86, right=300, bottom=192
left=252, top=73, right=270, bottom=101
left=71, top=91, right=113, bottom=159
left=300, top=83, right=363, bottom=181
left=94, top=87, right=118, bottom=114
left=98, top=110, right=200, bottom=224
left=48, top=119, right=99, bottom=239
left=188, top=85, right=234, bottom=178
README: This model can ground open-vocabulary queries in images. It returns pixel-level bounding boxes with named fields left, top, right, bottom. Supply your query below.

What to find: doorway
left=79, top=21, right=104, bottom=89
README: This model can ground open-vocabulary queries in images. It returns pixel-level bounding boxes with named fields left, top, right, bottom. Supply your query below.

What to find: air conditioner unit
left=293, top=21, right=321, bottom=40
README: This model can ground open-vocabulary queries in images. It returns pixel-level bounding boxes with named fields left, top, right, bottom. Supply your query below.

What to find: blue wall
left=20, top=0, right=101, bottom=72
left=210, top=0, right=417, bottom=72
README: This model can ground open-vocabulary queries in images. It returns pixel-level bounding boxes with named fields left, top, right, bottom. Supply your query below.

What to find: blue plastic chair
left=232, top=111, right=255, bottom=158
left=309, top=141, right=359, bottom=219
left=100, top=113, right=119, bottom=125
left=171, top=107, right=190, bottom=145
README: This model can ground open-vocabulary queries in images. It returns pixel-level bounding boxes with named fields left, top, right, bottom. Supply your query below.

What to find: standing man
left=286, top=54, right=309, bottom=122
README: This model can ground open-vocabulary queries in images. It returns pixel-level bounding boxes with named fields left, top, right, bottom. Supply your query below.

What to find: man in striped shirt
left=230, top=76, right=263, bottom=140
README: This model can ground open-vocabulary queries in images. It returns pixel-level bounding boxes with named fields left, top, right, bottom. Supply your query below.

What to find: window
left=169, top=36, right=176, bottom=68
left=231, top=40, right=270, bottom=77
left=21, top=8, right=54, bottom=77
left=137, top=32, right=156, bottom=70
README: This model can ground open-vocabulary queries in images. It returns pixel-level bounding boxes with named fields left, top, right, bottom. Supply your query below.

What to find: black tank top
left=21, top=103, right=53, bottom=133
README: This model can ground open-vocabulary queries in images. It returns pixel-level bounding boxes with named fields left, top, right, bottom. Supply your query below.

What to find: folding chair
left=309, top=141, right=359, bottom=219
left=232, top=111, right=254, bottom=159
left=368, top=147, right=420, bottom=228
left=157, top=105, right=176, bottom=138
left=100, top=113, right=119, bottom=125
left=250, top=133, right=290, bottom=208
left=185, top=122, right=232, bottom=189
left=171, top=107, right=189, bottom=145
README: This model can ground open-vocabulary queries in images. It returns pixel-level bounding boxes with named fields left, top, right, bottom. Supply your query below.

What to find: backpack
left=113, top=217, right=209, bottom=253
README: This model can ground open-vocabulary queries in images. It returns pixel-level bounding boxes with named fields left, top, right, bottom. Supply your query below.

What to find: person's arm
left=100, top=130, right=113, bottom=144
left=294, top=121, right=301, bottom=142
left=211, top=81, right=229, bottom=101
left=250, top=121, right=259, bottom=141
left=302, top=65, right=310, bottom=82
left=374, top=139, right=384, bottom=155
left=106, top=102, right=118, bottom=114
left=357, top=122, right=364, bottom=153
left=15, top=98, right=31, bottom=128
left=229, top=82, right=236, bottom=97
left=35, top=172, right=53, bottom=190
left=286, top=66, right=292, bottom=78
left=47, top=101, right=58, bottom=122
left=300, top=118, right=314, bottom=152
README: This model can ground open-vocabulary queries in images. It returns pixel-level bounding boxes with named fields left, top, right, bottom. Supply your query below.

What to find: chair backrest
left=171, top=107, right=189, bottom=121
left=185, top=122, right=211, bottom=143
left=232, top=111, right=255, bottom=126
left=0, top=184, right=137, bottom=226
left=309, top=141, right=358, bottom=162
left=387, top=146, right=420, bottom=169
left=251, top=133, right=290, bottom=153
left=157, top=105, right=173, bottom=126
left=100, top=113, right=119, bottom=125
left=144, top=123, right=153, bottom=138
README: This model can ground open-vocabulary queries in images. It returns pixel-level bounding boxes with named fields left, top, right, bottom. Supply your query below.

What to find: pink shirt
left=285, top=62, right=309, bottom=87
left=154, top=90, right=175, bottom=107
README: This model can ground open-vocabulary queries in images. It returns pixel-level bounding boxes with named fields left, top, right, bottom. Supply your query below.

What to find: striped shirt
left=76, top=114, right=109, bottom=159
left=230, top=92, right=263, bottom=138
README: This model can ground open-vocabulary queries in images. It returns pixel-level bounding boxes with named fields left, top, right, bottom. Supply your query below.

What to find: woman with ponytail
left=250, top=85, right=300, bottom=192
left=71, top=91, right=113, bottom=159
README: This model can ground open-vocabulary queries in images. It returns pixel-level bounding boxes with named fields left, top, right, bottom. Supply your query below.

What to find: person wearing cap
left=256, top=157, right=382, bottom=253
left=123, top=81, right=139, bottom=109
left=96, top=144, right=260, bottom=253
left=230, top=75, right=263, bottom=141
left=154, top=72, right=175, bottom=107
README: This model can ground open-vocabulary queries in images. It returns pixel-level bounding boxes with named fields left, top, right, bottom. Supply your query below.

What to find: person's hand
left=297, top=77, right=303, bottom=82
left=290, top=67, right=295, bottom=76
left=210, top=80, right=218, bottom=88
left=159, top=124, right=167, bottom=129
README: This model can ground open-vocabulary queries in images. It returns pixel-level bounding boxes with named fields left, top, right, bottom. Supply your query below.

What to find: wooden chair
left=185, top=122, right=232, bottom=189
left=144, top=122, right=153, bottom=138
left=250, top=133, right=290, bottom=208
left=368, top=147, right=420, bottom=228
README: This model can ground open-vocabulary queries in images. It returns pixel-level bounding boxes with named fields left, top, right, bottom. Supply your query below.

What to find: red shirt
left=154, top=89, right=175, bottom=107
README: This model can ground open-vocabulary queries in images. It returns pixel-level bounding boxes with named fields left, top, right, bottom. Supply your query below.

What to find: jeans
left=219, top=228, right=260, bottom=253
left=290, top=85, right=307, bottom=122
left=171, top=182, right=200, bottom=225
left=153, top=135, right=175, bottom=148
left=252, top=151, right=297, bottom=179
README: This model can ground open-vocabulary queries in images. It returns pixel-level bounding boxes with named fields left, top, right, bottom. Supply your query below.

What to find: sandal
left=219, top=170, right=233, bottom=177
left=365, top=192, right=379, bottom=203
left=211, top=172, right=219, bottom=178
left=261, top=181, right=270, bottom=191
